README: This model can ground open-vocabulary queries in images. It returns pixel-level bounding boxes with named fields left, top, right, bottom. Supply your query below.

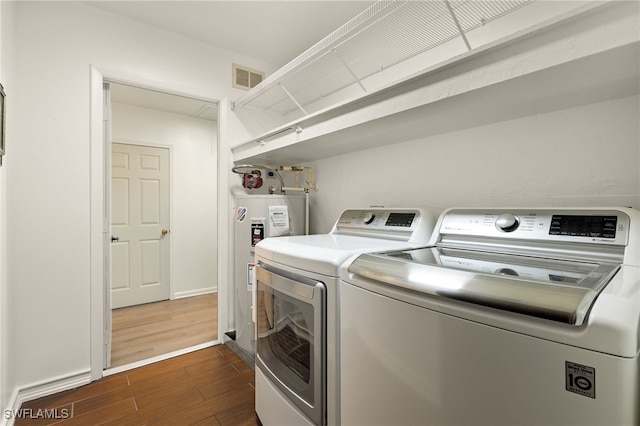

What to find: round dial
left=495, top=267, right=519, bottom=276
left=363, top=212, right=376, bottom=225
left=495, top=213, right=520, bottom=232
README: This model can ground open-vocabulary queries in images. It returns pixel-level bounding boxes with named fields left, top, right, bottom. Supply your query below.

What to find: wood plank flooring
left=16, top=345, right=259, bottom=426
left=111, top=293, right=218, bottom=367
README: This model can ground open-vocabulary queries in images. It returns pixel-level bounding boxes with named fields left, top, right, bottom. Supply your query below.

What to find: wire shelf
left=233, top=0, right=533, bottom=118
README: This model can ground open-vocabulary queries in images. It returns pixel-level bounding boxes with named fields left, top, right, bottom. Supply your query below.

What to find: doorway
left=106, top=81, right=219, bottom=369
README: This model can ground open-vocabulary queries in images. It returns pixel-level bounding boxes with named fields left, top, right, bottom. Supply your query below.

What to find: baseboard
left=2, top=369, right=91, bottom=426
left=173, top=287, right=217, bottom=299
left=1, top=388, right=19, bottom=426
left=224, top=339, right=255, bottom=372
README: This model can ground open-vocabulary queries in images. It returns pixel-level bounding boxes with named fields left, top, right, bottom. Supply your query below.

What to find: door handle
left=111, top=236, right=119, bottom=242
left=161, top=229, right=169, bottom=236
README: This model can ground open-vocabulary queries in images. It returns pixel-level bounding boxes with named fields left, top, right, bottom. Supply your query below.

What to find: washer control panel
left=439, top=208, right=630, bottom=246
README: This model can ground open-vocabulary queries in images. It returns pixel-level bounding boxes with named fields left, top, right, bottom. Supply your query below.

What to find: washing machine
left=340, top=207, right=640, bottom=425
left=253, top=207, right=438, bottom=426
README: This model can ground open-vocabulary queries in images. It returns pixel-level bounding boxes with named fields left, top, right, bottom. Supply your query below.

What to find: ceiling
left=109, top=82, right=220, bottom=121
left=87, top=1, right=375, bottom=68
left=95, top=1, right=375, bottom=121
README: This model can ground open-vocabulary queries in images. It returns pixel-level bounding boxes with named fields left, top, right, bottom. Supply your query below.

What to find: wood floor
left=16, top=345, right=259, bottom=426
left=111, top=293, right=218, bottom=367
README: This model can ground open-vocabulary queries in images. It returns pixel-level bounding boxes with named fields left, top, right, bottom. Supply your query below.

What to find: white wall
left=5, top=0, right=637, bottom=414
left=10, top=0, right=274, bottom=394
left=112, top=103, right=218, bottom=298
left=0, top=0, right=16, bottom=416
left=308, top=95, right=640, bottom=233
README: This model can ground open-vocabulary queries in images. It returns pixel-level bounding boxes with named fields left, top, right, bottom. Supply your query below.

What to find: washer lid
left=348, top=247, right=621, bottom=325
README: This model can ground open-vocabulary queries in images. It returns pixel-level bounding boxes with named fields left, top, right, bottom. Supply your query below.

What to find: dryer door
left=255, top=262, right=326, bottom=425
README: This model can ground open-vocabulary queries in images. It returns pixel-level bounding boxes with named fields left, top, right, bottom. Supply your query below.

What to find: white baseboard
left=173, top=287, right=217, bottom=299
left=1, top=388, right=19, bottom=426
left=2, top=369, right=91, bottom=426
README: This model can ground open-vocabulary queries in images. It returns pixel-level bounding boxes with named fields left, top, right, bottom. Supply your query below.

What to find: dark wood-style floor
left=16, top=345, right=259, bottom=426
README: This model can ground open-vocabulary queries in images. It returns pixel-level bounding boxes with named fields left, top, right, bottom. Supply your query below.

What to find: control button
left=496, top=268, right=519, bottom=276
left=495, top=213, right=520, bottom=232
left=363, top=212, right=376, bottom=225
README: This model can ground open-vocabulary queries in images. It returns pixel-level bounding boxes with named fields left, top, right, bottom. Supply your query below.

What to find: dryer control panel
left=333, top=208, right=437, bottom=243
left=338, top=210, right=416, bottom=228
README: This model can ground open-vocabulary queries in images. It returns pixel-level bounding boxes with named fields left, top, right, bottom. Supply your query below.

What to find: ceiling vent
left=232, top=64, right=265, bottom=90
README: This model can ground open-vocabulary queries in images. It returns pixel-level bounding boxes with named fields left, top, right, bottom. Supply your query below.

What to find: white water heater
left=231, top=193, right=307, bottom=358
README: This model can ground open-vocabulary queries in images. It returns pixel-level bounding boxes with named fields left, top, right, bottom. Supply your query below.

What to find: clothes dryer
left=253, top=207, right=438, bottom=426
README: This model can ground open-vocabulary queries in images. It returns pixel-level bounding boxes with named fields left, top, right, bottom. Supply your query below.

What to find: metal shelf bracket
left=279, top=83, right=308, bottom=116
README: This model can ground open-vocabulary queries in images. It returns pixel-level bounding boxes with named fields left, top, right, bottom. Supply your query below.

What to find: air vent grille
left=233, top=64, right=265, bottom=90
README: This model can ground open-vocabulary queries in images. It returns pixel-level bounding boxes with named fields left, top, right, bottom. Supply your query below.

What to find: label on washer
left=565, top=361, right=596, bottom=399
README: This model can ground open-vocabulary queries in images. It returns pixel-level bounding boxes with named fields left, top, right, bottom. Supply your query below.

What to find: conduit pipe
left=231, top=164, right=318, bottom=195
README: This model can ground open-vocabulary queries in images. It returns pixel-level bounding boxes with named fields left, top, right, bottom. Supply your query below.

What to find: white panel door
left=111, top=143, right=170, bottom=308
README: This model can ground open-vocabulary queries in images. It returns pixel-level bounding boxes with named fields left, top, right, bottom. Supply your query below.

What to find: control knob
left=495, top=213, right=520, bottom=232
left=363, top=212, right=376, bottom=225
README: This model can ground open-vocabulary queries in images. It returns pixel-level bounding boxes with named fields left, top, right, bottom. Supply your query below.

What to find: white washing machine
left=253, top=208, right=438, bottom=426
left=340, top=207, right=640, bottom=425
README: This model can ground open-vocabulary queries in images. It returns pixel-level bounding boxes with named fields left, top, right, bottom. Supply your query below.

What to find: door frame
left=89, top=66, right=228, bottom=379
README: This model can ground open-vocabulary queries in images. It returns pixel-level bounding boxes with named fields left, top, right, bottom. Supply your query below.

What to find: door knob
left=111, top=236, right=119, bottom=242
left=161, top=229, right=169, bottom=236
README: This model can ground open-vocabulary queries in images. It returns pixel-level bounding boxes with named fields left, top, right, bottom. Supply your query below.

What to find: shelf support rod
left=279, top=83, right=308, bottom=116
left=445, top=0, right=472, bottom=51
left=332, top=48, right=367, bottom=93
